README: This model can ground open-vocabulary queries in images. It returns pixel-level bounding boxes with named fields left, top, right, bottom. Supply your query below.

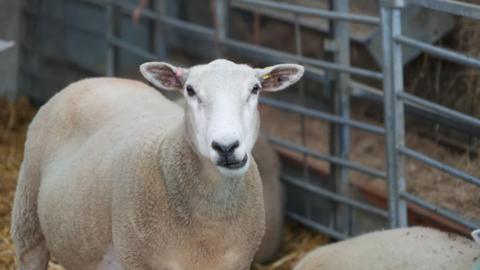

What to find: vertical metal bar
left=18, top=0, right=33, bottom=101
left=153, top=0, right=167, bottom=59
left=165, top=0, right=179, bottom=48
left=327, top=0, right=337, bottom=232
left=106, top=2, right=117, bottom=76
left=146, top=0, right=155, bottom=53
left=381, top=4, right=397, bottom=229
left=28, top=0, right=43, bottom=96
left=391, top=6, right=408, bottom=227
left=381, top=0, right=407, bottom=228
left=294, top=14, right=311, bottom=219
left=215, top=0, right=228, bottom=57
left=331, top=0, right=352, bottom=235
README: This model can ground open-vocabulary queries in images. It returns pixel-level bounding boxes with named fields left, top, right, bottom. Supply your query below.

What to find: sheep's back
left=28, top=77, right=181, bottom=168
left=294, top=227, right=480, bottom=270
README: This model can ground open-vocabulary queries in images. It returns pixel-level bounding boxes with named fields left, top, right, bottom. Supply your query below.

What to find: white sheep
left=251, top=136, right=284, bottom=263
left=294, top=226, right=480, bottom=270
left=173, top=98, right=284, bottom=263
left=11, top=59, right=304, bottom=270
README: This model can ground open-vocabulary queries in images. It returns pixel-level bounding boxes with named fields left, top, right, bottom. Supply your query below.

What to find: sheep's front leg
left=111, top=149, right=164, bottom=270
left=110, top=237, right=154, bottom=270
left=111, top=214, right=157, bottom=270
left=112, top=195, right=157, bottom=270
left=15, top=240, right=50, bottom=270
left=96, top=245, right=125, bottom=270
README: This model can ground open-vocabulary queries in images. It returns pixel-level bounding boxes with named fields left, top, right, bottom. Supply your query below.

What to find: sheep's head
left=140, top=59, right=304, bottom=177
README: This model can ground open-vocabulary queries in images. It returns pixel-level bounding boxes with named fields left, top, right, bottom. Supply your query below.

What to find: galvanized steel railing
left=381, top=0, right=480, bottom=230
left=101, top=0, right=480, bottom=239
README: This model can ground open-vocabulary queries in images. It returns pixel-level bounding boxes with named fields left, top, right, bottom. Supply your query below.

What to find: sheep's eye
left=251, top=85, right=260, bottom=95
left=186, top=85, right=196, bottom=97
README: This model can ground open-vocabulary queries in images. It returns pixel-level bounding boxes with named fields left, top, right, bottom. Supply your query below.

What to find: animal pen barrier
left=18, top=0, right=480, bottom=240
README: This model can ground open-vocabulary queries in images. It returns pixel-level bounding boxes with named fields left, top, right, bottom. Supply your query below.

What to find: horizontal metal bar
left=162, top=19, right=214, bottom=37
left=107, top=0, right=382, bottom=80
left=105, top=0, right=319, bottom=84
left=75, top=0, right=106, bottom=7
left=407, top=0, right=480, bottom=21
left=23, top=8, right=105, bottom=38
left=107, top=0, right=215, bottom=37
left=108, top=35, right=330, bottom=84
left=400, top=192, right=480, bottom=230
left=236, top=0, right=380, bottom=25
left=109, top=36, right=372, bottom=84
left=267, top=136, right=387, bottom=179
left=260, top=97, right=385, bottom=135
left=351, top=82, right=480, bottom=137
left=395, top=35, right=480, bottom=70
left=286, top=211, right=347, bottom=240
left=108, top=37, right=158, bottom=60
left=19, top=46, right=101, bottom=77
left=20, top=66, right=83, bottom=95
left=282, top=174, right=389, bottom=217
left=225, top=38, right=384, bottom=80
left=397, top=92, right=480, bottom=128
left=399, top=146, right=480, bottom=187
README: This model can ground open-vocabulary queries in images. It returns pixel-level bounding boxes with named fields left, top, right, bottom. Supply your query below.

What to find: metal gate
left=18, top=0, right=480, bottom=239
left=381, top=0, right=480, bottom=230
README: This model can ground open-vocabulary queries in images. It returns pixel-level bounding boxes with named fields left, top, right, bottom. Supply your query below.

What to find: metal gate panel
left=17, top=0, right=480, bottom=239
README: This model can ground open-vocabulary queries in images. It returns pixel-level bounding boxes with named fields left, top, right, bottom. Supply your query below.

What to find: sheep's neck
left=160, top=123, right=248, bottom=223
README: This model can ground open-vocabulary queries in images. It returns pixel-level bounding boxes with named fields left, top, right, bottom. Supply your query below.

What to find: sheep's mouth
left=217, top=154, right=248, bottom=170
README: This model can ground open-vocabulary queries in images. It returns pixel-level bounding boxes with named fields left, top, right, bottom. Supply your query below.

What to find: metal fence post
left=380, top=0, right=408, bottom=228
left=330, top=0, right=352, bottom=235
left=106, top=2, right=117, bottom=77
left=152, top=0, right=167, bottom=60
left=215, top=0, right=228, bottom=57
left=148, top=0, right=168, bottom=60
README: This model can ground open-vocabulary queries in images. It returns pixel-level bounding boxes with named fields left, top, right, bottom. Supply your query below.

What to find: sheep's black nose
left=212, top=140, right=239, bottom=155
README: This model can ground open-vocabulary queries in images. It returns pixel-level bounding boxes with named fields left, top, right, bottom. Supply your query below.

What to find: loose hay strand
left=0, top=97, right=36, bottom=270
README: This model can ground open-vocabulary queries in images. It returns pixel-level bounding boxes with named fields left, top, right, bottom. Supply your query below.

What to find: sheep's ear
left=140, top=62, right=189, bottom=91
left=255, top=64, right=304, bottom=92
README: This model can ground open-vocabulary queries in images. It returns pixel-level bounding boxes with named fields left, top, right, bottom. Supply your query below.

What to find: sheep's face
left=141, top=59, right=304, bottom=177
